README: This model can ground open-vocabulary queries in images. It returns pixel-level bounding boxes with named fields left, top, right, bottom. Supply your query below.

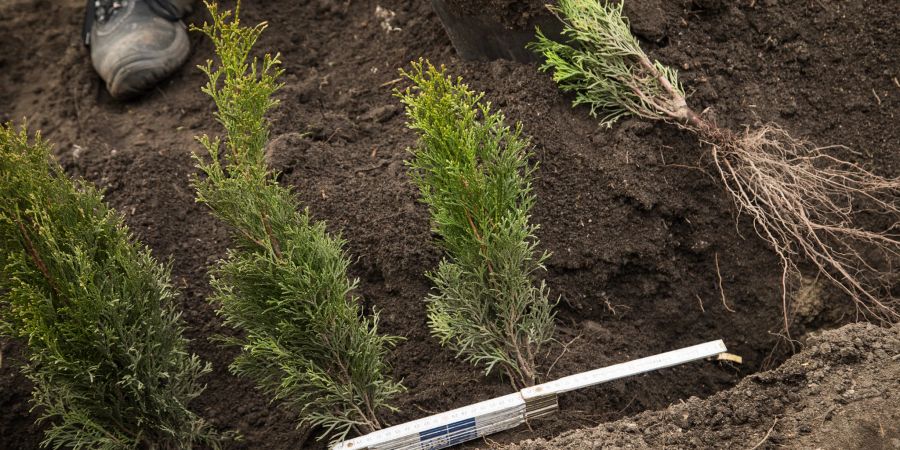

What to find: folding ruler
left=332, top=340, right=729, bottom=450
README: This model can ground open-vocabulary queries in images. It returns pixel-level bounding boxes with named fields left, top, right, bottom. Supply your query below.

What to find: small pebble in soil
left=360, top=104, right=399, bottom=123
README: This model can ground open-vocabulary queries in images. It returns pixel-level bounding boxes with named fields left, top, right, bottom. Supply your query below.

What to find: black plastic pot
left=431, top=0, right=563, bottom=63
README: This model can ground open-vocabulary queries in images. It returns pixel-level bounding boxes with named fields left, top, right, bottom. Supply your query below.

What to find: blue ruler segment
left=418, top=417, right=477, bottom=449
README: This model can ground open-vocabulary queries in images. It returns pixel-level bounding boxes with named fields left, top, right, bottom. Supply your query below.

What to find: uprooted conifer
left=530, top=0, right=900, bottom=326
left=398, top=61, right=556, bottom=389
left=192, top=3, right=403, bottom=443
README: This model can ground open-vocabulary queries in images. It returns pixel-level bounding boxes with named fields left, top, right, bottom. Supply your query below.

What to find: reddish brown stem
left=16, top=218, right=65, bottom=305
left=635, top=54, right=729, bottom=141
left=260, top=211, right=283, bottom=259
left=464, top=208, right=494, bottom=274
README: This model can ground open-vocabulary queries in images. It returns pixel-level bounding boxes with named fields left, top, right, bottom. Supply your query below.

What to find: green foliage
left=192, top=3, right=403, bottom=443
left=529, top=0, right=685, bottom=127
left=0, top=124, right=221, bottom=449
left=398, top=60, right=556, bottom=388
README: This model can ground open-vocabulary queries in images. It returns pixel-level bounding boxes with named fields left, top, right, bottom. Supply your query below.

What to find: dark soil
left=1, top=0, right=898, bottom=449
left=443, top=0, right=548, bottom=28
left=441, top=0, right=671, bottom=44
left=509, top=322, right=900, bottom=450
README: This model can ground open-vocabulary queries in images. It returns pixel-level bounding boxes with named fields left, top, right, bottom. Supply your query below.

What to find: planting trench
left=1, top=0, right=898, bottom=449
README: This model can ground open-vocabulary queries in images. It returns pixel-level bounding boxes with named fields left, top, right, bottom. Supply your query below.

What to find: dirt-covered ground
left=509, top=322, right=900, bottom=450
left=1, top=0, right=898, bottom=449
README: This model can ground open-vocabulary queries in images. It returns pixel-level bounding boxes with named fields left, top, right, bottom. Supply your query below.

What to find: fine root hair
left=707, top=123, right=900, bottom=325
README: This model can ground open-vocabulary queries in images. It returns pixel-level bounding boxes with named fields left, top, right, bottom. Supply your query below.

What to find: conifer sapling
left=399, top=61, right=556, bottom=389
left=0, top=123, right=222, bottom=449
left=530, top=0, right=900, bottom=324
left=192, top=3, right=403, bottom=443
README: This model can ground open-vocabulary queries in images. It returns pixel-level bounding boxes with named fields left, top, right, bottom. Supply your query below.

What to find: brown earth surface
left=509, top=322, right=900, bottom=450
left=1, top=0, right=898, bottom=449
left=443, top=0, right=547, bottom=28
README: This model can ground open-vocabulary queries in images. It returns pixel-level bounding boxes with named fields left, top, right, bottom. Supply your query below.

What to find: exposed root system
left=700, top=122, right=900, bottom=324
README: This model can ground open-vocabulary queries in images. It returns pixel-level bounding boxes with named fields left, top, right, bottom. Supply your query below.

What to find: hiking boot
left=84, top=0, right=195, bottom=99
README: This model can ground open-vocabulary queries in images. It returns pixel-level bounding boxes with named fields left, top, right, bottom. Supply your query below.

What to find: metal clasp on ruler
left=523, top=392, right=559, bottom=420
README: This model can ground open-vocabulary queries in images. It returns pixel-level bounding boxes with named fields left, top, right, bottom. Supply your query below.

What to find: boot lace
left=83, top=0, right=182, bottom=46
left=92, top=0, right=129, bottom=24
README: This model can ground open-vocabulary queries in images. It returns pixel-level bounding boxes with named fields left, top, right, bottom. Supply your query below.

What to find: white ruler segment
left=520, top=339, right=728, bottom=400
left=334, top=393, right=525, bottom=450
left=332, top=339, right=727, bottom=450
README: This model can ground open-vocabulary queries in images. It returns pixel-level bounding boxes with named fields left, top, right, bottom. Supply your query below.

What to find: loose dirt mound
left=509, top=322, right=900, bottom=450
left=1, top=0, right=898, bottom=449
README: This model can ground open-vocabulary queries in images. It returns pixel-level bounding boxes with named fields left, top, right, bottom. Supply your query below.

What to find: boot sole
left=107, top=27, right=190, bottom=99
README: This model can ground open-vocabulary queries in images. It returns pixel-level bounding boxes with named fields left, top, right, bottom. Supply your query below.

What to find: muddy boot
left=84, top=0, right=194, bottom=99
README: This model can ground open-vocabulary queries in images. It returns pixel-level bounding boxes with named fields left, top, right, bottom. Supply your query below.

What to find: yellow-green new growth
left=193, top=3, right=403, bottom=444
left=398, top=61, right=556, bottom=388
left=0, top=123, right=223, bottom=449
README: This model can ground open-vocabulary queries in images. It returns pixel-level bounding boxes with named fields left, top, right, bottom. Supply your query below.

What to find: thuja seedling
left=192, top=3, right=403, bottom=444
left=398, top=60, right=556, bottom=389
left=0, top=123, right=224, bottom=449
left=531, top=0, right=900, bottom=325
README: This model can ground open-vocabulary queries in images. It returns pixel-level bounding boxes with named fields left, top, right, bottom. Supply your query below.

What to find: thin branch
left=16, top=217, right=65, bottom=304
left=546, top=334, right=582, bottom=378
left=749, top=417, right=779, bottom=450
left=715, top=253, right=735, bottom=313
left=260, top=210, right=283, bottom=259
